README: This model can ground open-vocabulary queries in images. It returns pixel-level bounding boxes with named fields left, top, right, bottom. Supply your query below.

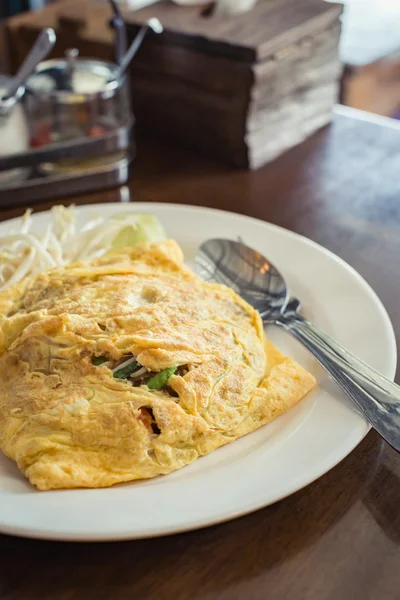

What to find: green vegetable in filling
left=92, top=356, right=107, bottom=366
left=147, top=367, right=177, bottom=390
left=113, top=361, right=140, bottom=380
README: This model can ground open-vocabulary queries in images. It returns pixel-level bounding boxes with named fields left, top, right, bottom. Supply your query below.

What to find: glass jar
left=25, top=55, right=132, bottom=172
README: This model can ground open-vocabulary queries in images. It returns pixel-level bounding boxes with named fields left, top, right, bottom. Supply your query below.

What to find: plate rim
left=0, top=202, right=396, bottom=542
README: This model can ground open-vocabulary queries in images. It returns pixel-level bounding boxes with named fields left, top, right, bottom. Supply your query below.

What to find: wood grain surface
left=0, top=106, right=400, bottom=599
left=125, top=0, right=342, bottom=62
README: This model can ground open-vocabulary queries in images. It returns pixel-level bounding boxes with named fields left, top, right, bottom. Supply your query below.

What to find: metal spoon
left=2, top=28, right=56, bottom=101
left=109, top=0, right=128, bottom=65
left=195, top=238, right=400, bottom=452
left=114, top=18, right=163, bottom=82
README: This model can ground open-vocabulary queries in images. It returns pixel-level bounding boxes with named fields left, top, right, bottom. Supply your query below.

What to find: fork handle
left=274, top=313, right=400, bottom=451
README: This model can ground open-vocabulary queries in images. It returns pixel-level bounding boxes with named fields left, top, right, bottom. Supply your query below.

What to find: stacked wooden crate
left=124, top=0, right=343, bottom=168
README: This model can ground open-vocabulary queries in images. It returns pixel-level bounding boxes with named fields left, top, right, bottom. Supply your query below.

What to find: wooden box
left=5, top=0, right=343, bottom=169
left=124, top=0, right=343, bottom=168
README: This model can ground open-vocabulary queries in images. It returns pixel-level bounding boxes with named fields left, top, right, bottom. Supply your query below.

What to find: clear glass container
left=25, top=57, right=131, bottom=154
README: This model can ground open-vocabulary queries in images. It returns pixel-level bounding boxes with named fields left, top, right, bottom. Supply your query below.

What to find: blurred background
left=1, top=0, right=399, bottom=119
left=338, top=0, right=400, bottom=118
left=0, top=0, right=46, bottom=17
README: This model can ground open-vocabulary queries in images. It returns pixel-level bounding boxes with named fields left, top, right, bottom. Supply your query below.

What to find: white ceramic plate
left=0, top=203, right=396, bottom=541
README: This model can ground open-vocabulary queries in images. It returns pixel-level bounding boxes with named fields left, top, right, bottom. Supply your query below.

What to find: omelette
left=0, top=240, right=315, bottom=490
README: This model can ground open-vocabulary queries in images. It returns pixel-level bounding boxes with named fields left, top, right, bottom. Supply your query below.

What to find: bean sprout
left=0, top=205, right=166, bottom=292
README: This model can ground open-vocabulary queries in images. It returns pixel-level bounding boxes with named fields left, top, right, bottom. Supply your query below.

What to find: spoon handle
left=275, top=313, right=400, bottom=451
left=5, top=28, right=56, bottom=100
left=115, top=19, right=163, bottom=81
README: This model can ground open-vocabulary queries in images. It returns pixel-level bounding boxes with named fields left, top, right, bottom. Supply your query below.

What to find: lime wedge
left=110, top=213, right=166, bottom=250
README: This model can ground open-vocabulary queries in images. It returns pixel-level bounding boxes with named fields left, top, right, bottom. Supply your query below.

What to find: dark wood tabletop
left=1, top=105, right=400, bottom=600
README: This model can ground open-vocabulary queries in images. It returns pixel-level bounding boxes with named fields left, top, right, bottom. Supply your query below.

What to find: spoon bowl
left=195, top=238, right=289, bottom=319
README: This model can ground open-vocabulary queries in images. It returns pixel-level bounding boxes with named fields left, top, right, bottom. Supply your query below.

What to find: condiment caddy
left=0, top=5, right=161, bottom=207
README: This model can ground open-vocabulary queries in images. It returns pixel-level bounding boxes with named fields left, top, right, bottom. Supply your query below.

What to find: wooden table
left=1, top=106, right=400, bottom=600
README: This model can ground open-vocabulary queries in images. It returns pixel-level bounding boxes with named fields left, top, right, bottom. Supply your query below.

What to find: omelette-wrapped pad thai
left=0, top=240, right=315, bottom=490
